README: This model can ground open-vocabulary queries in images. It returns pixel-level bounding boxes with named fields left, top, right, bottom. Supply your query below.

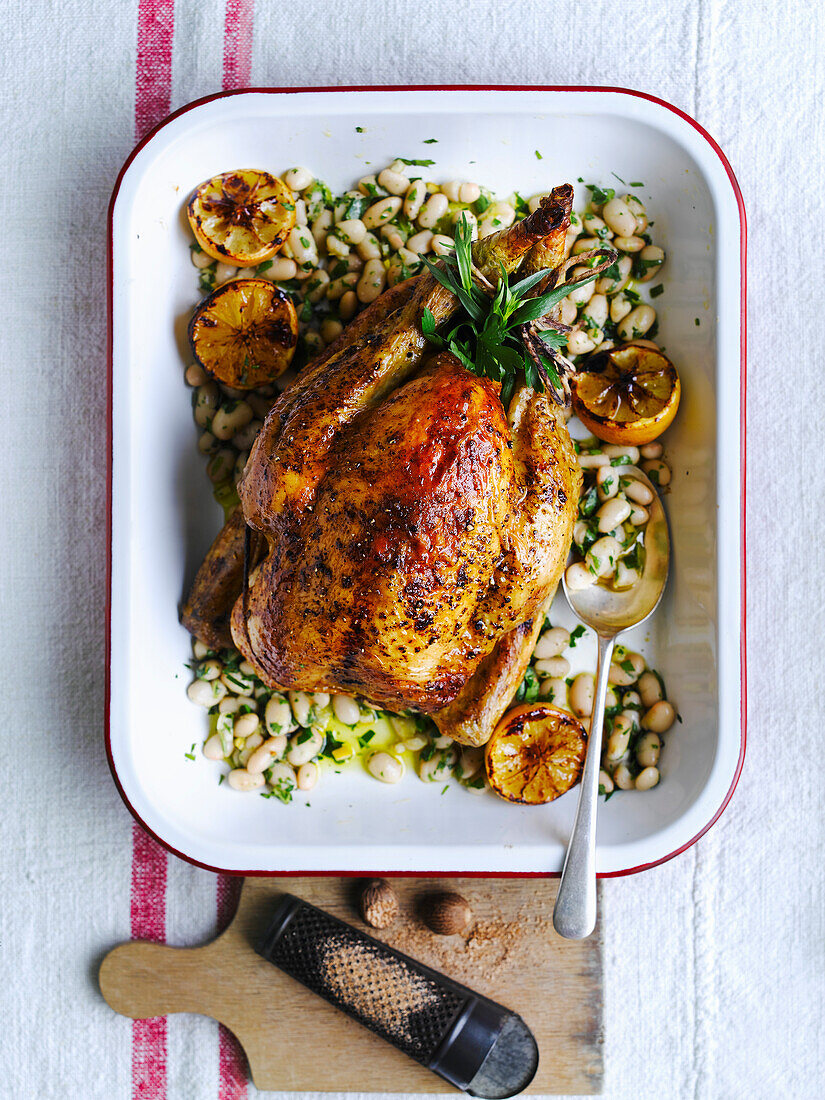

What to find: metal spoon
left=553, top=465, right=670, bottom=940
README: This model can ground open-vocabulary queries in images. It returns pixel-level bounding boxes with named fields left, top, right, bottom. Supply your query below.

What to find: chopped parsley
left=395, top=156, right=435, bottom=167
left=534, top=149, right=543, bottom=160
left=423, top=138, right=438, bottom=144
left=650, top=283, right=664, bottom=298
left=569, top=625, right=586, bottom=647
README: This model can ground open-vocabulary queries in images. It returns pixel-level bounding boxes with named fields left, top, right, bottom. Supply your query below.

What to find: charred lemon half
left=187, top=169, right=296, bottom=267
left=485, top=703, right=587, bottom=805
left=188, top=278, right=298, bottom=389
left=572, top=342, right=681, bottom=446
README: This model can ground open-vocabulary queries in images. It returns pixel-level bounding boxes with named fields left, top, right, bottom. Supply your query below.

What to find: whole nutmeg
left=359, top=878, right=399, bottom=929
left=420, top=891, right=473, bottom=936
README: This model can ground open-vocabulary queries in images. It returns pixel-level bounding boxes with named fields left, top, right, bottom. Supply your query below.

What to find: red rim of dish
left=106, top=84, right=747, bottom=879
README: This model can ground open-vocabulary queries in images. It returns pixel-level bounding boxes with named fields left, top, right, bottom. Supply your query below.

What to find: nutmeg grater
left=256, top=894, right=539, bottom=1098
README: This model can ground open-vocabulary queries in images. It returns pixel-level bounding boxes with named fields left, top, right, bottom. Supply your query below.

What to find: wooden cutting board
left=100, top=876, right=603, bottom=1094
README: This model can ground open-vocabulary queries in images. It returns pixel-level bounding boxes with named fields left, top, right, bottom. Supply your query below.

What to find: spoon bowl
left=563, top=465, right=670, bottom=632
left=553, top=465, right=670, bottom=940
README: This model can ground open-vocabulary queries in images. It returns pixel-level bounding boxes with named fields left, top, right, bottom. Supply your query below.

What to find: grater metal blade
left=256, top=893, right=539, bottom=1098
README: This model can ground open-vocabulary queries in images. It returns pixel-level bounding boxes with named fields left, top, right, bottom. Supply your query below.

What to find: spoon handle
left=553, top=631, right=616, bottom=939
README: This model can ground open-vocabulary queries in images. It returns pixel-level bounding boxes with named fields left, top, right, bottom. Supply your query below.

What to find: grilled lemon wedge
left=485, top=703, right=587, bottom=804
left=187, top=170, right=296, bottom=267
left=188, top=278, right=298, bottom=389
left=572, top=342, right=681, bottom=446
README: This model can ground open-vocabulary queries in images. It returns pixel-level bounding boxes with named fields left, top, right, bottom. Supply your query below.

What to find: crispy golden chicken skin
left=221, top=190, right=581, bottom=729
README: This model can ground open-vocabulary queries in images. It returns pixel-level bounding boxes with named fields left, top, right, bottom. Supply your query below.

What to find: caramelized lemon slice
left=485, top=703, right=587, bottom=804
left=188, top=278, right=298, bottom=389
left=187, top=170, right=296, bottom=266
left=572, top=342, right=681, bottom=446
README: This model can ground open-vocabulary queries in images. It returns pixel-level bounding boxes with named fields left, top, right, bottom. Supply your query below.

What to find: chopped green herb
left=629, top=181, right=644, bottom=187
left=569, top=625, right=586, bottom=647
left=184, top=744, right=196, bottom=761
left=355, top=126, right=365, bottom=132
left=586, top=184, right=615, bottom=206
left=534, top=149, right=543, bottom=160
left=694, top=317, right=701, bottom=326
left=423, top=138, right=438, bottom=144
left=650, top=283, right=664, bottom=298
left=611, top=172, right=626, bottom=184
left=395, top=157, right=435, bottom=167
left=441, top=784, right=450, bottom=795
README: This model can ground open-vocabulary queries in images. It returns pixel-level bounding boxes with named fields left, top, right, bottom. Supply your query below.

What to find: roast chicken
left=182, top=185, right=583, bottom=745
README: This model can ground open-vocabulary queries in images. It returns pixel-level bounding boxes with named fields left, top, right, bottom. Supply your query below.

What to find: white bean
left=228, top=769, right=265, bottom=792
left=185, top=363, right=207, bottom=387
left=605, top=715, right=634, bottom=763
left=191, top=249, right=214, bottom=269
left=418, top=748, right=456, bottom=783
left=288, top=690, right=312, bottom=727
left=582, top=212, right=611, bottom=238
left=192, top=639, right=212, bottom=661
left=570, top=673, right=595, bottom=718
left=623, top=194, right=648, bottom=233
left=297, top=762, right=319, bottom=791
left=534, top=627, right=570, bottom=659
left=623, top=477, right=654, bottom=505
left=363, top=196, right=403, bottom=229
left=603, top=443, right=640, bottom=463
left=534, top=655, right=570, bottom=679
left=567, top=330, right=597, bottom=356
left=559, top=297, right=578, bottom=326
left=265, top=695, right=295, bottom=736
left=332, top=694, right=360, bottom=725
left=406, top=229, right=434, bottom=254
left=193, top=381, right=220, bottom=427
left=599, top=769, right=614, bottom=794
left=638, top=672, right=664, bottom=708
left=572, top=236, right=601, bottom=256
left=596, top=465, right=620, bottom=501
left=541, top=677, right=569, bottom=708
left=610, top=652, right=646, bottom=687
left=636, top=732, right=661, bottom=767
left=618, top=304, right=656, bottom=341
left=459, top=182, right=480, bottom=203
left=578, top=451, right=610, bottom=469
left=403, top=180, right=427, bottom=219
left=233, top=419, right=262, bottom=452
left=287, top=227, right=318, bottom=266
left=218, top=696, right=240, bottom=716
left=368, top=751, right=404, bottom=784
left=586, top=536, right=623, bottom=577
left=642, top=460, right=671, bottom=487
left=215, top=262, right=238, bottom=284
left=377, top=168, right=409, bottom=195
left=356, top=258, right=387, bottom=304
left=642, top=700, right=676, bottom=733
left=638, top=245, right=665, bottom=281
left=310, top=209, right=333, bottom=246
left=325, top=233, right=350, bottom=260
left=602, top=197, right=638, bottom=237
left=356, top=231, right=382, bottom=261
left=635, top=766, right=660, bottom=790
left=283, top=166, right=313, bottom=192
left=597, top=254, right=633, bottom=295
left=440, top=180, right=462, bottom=202
left=247, top=737, right=286, bottom=774
left=528, top=192, right=550, bottom=213
left=197, top=658, right=221, bottom=682
left=293, top=199, right=307, bottom=226
left=610, top=294, right=633, bottom=324
left=287, top=728, right=325, bottom=766
left=566, top=561, right=595, bottom=591
left=187, top=679, right=225, bottom=707
left=585, top=293, right=609, bottom=330
left=326, top=273, right=358, bottom=301
left=640, top=442, right=663, bottom=460
left=431, top=234, right=454, bottom=256
left=267, top=760, right=297, bottom=793
left=203, top=734, right=225, bottom=761
left=623, top=692, right=642, bottom=710
left=336, top=218, right=368, bottom=245
left=339, top=291, right=358, bottom=321
left=567, top=267, right=596, bottom=306
left=613, top=763, right=635, bottom=790
left=457, top=745, right=484, bottom=779
left=232, top=711, right=259, bottom=739
left=629, top=503, right=649, bottom=525
left=613, top=235, right=646, bottom=253
left=197, top=430, right=216, bottom=454
left=417, top=193, right=449, bottom=229
left=597, top=497, right=631, bottom=533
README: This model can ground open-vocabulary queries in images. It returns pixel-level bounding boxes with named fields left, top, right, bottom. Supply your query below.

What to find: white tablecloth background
left=1, top=0, right=823, bottom=1096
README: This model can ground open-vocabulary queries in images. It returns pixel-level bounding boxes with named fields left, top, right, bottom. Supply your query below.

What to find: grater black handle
left=255, top=893, right=538, bottom=1095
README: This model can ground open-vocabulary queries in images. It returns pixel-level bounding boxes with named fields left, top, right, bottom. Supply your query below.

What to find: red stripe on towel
left=135, top=0, right=175, bottom=139
left=217, top=876, right=248, bottom=1098
left=130, top=824, right=169, bottom=1099
left=131, top=4, right=174, bottom=1094
left=222, top=0, right=255, bottom=90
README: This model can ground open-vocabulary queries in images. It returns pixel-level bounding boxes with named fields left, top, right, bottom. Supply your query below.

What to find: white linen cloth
left=1, top=0, right=823, bottom=1096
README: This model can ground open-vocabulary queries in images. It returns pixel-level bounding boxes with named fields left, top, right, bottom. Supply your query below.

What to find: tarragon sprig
left=419, top=214, right=616, bottom=407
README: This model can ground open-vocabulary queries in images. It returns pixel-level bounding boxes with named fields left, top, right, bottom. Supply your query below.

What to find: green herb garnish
left=395, top=156, right=435, bottom=166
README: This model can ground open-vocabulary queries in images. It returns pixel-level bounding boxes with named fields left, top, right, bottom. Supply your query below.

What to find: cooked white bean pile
left=184, top=166, right=675, bottom=801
